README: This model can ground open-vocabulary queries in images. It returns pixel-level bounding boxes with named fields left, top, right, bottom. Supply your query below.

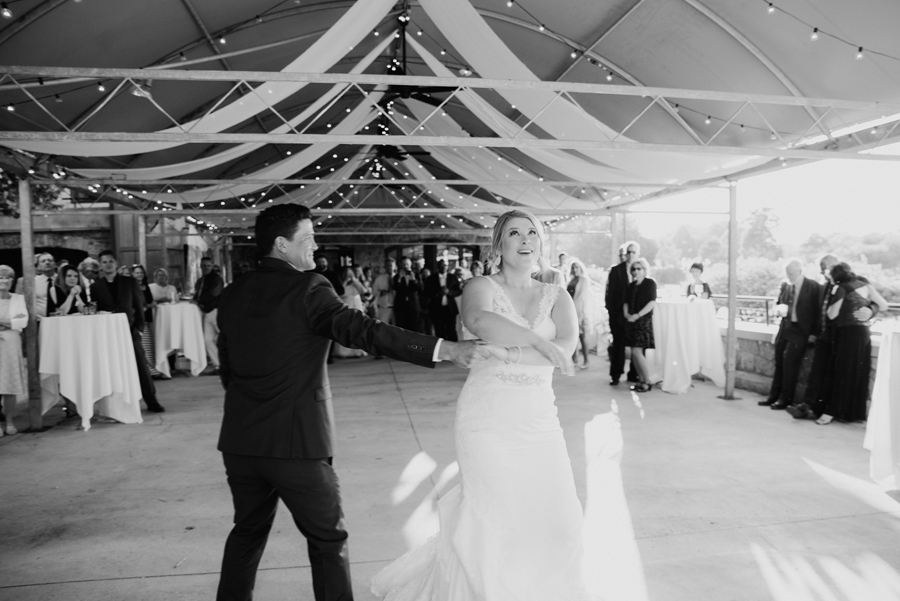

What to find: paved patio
left=2, top=355, right=899, bottom=601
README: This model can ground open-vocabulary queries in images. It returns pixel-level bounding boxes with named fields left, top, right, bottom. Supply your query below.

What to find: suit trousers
left=607, top=312, right=638, bottom=381
left=767, top=323, right=808, bottom=405
left=204, top=309, right=220, bottom=368
left=802, top=336, right=833, bottom=414
left=217, top=453, right=352, bottom=601
left=131, top=327, right=160, bottom=410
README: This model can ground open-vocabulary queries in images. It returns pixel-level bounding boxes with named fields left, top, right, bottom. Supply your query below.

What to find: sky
left=630, top=142, right=900, bottom=245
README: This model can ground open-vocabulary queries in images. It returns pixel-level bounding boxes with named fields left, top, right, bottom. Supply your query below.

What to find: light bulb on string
left=606, top=72, right=613, bottom=82
left=506, top=0, right=514, bottom=7
left=810, top=27, right=818, bottom=41
left=1, top=3, right=12, bottom=19
left=767, top=3, right=775, bottom=14
left=538, top=24, right=545, bottom=31
left=856, top=47, right=864, bottom=60
left=97, top=82, right=106, bottom=92
left=770, top=132, right=778, bottom=140
left=570, top=50, right=578, bottom=59
left=705, top=116, right=712, bottom=124
left=219, top=36, right=226, bottom=44
left=6, top=104, right=14, bottom=112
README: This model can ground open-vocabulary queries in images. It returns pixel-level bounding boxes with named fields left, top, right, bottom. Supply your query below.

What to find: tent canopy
left=2, top=0, right=900, bottom=239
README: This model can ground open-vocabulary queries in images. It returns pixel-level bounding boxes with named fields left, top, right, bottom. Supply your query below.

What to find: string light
left=570, top=50, right=578, bottom=59
left=1, top=3, right=12, bottom=19
left=538, top=24, right=545, bottom=31
left=219, top=36, right=226, bottom=44
left=856, top=46, right=864, bottom=60
left=506, top=0, right=514, bottom=6
left=810, top=27, right=818, bottom=41
left=97, top=83, right=106, bottom=92
left=767, top=3, right=775, bottom=14
left=606, top=72, right=613, bottom=82
left=5, top=104, right=13, bottom=112
left=705, top=116, right=712, bottom=124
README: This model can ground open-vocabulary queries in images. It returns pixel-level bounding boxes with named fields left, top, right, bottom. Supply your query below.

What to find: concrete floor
left=2, top=355, right=900, bottom=601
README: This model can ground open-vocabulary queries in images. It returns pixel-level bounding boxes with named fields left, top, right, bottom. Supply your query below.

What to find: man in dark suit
left=214, top=204, right=487, bottom=601
left=91, top=250, right=165, bottom=413
left=313, top=255, right=345, bottom=297
left=424, top=259, right=462, bottom=341
left=604, top=241, right=640, bottom=385
left=759, top=258, right=821, bottom=410
left=393, top=256, right=422, bottom=333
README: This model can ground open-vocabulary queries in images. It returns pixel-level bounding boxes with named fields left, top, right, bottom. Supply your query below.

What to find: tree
left=0, top=170, right=63, bottom=218
left=741, top=208, right=782, bottom=260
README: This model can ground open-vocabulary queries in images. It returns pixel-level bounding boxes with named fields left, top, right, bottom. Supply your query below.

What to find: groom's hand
left=438, top=340, right=491, bottom=368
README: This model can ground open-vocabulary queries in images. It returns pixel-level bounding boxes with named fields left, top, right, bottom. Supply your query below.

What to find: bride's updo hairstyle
left=487, top=209, right=547, bottom=275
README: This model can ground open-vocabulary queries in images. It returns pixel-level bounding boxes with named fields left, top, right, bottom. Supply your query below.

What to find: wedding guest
left=605, top=241, right=640, bottom=385
left=685, top=262, right=712, bottom=299
left=132, top=264, right=163, bottom=378
left=372, top=258, right=396, bottom=325
left=47, top=264, right=86, bottom=316
left=333, top=267, right=368, bottom=358
left=117, top=265, right=132, bottom=277
left=758, top=258, right=821, bottom=410
left=313, top=255, right=344, bottom=296
left=15, top=252, right=55, bottom=318
left=424, top=259, right=462, bottom=341
left=194, top=256, right=224, bottom=375
left=77, top=257, right=101, bottom=297
left=393, top=256, right=422, bottom=333
left=149, top=268, right=179, bottom=303
left=816, top=263, right=889, bottom=425
left=91, top=251, right=165, bottom=413
left=567, top=259, right=595, bottom=370
left=789, top=254, right=880, bottom=420
left=624, top=257, right=657, bottom=392
left=0, top=265, right=27, bottom=436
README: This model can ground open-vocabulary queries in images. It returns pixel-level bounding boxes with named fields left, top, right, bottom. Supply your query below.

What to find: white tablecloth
left=39, top=313, right=143, bottom=431
left=864, top=327, right=900, bottom=490
left=154, top=302, right=207, bottom=377
left=647, top=298, right=726, bottom=394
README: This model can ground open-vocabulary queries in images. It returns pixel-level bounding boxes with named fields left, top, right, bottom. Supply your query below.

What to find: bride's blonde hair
left=487, top=209, right=547, bottom=275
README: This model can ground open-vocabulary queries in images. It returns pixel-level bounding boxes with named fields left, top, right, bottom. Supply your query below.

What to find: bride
left=372, top=209, right=601, bottom=600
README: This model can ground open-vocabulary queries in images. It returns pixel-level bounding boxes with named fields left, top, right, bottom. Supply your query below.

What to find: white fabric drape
left=2, top=0, right=397, bottom=157
left=72, top=37, right=394, bottom=180
left=131, top=92, right=383, bottom=203
left=406, top=35, right=651, bottom=187
left=418, top=0, right=767, bottom=183
left=402, top=99, right=602, bottom=211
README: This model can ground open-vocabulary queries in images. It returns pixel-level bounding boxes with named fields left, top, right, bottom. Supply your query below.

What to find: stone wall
left=727, top=323, right=880, bottom=400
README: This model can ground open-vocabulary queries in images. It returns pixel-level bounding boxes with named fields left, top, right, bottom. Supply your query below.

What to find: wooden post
left=137, top=215, right=147, bottom=269
left=721, top=183, right=739, bottom=400
left=223, top=237, right=233, bottom=284
left=18, top=178, right=43, bottom=429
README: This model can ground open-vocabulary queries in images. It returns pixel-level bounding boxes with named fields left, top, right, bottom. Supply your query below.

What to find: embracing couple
left=215, top=204, right=599, bottom=601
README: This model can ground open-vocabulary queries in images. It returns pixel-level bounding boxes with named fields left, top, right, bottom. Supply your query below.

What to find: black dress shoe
left=758, top=399, right=776, bottom=406
left=609, top=378, right=620, bottom=386
left=147, top=405, right=166, bottom=413
left=770, top=401, right=789, bottom=410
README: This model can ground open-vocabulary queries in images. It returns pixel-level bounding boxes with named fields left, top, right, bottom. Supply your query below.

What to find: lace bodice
left=462, top=277, right=559, bottom=340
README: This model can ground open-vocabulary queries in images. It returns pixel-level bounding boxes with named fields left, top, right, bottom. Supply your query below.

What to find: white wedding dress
left=372, top=278, right=598, bottom=601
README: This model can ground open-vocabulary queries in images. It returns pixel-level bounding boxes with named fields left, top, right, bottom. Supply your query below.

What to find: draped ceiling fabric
left=1, top=0, right=900, bottom=238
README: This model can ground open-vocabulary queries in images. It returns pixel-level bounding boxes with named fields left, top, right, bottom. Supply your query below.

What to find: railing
left=710, top=294, right=900, bottom=327
left=709, top=294, right=777, bottom=325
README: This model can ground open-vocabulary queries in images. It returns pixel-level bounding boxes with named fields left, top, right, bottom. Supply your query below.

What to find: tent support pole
left=18, top=178, right=43, bottom=429
left=721, top=183, right=739, bottom=400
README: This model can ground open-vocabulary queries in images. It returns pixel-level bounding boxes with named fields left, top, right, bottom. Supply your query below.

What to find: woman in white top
left=0, top=265, right=29, bottom=436
left=149, top=268, right=179, bottom=303
left=333, top=266, right=369, bottom=358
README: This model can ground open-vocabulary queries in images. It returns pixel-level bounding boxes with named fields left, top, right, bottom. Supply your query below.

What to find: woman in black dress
left=817, top=263, right=888, bottom=425
left=624, top=257, right=657, bottom=392
left=132, top=264, right=162, bottom=378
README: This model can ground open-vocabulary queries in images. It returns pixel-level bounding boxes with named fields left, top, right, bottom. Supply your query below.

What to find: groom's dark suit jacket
left=216, top=257, right=437, bottom=459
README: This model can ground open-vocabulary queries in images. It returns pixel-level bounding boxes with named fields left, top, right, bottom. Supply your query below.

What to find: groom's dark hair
left=256, top=204, right=312, bottom=255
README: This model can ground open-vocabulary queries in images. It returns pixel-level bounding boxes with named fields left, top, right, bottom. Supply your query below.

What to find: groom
left=215, top=203, right=487, bottom=601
